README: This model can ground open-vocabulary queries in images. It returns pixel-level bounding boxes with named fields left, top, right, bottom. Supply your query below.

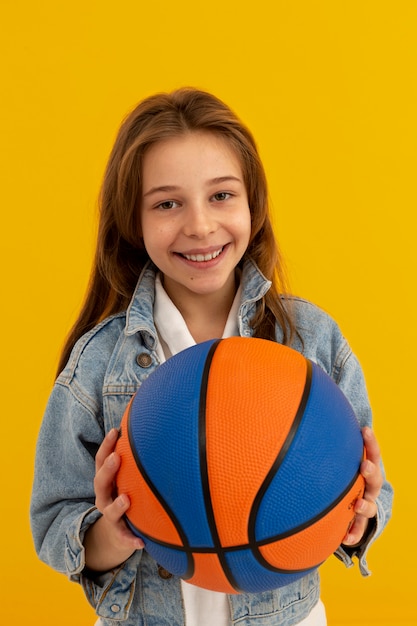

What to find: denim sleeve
left=65, top=504, right=143, bottom=619
left=31, top=380, right=100, bottom=570
left=331, top=347, right=393, bottom=575
left=63, top=505, right=143, bottom=618
left=30, top=378, right=140, bottom=616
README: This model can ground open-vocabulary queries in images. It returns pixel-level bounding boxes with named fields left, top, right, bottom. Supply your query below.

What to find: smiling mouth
left=180, top=246, right=224, bottom=262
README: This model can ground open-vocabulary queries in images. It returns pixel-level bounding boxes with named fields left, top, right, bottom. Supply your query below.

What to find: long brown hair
left=57, top=88, right=295, bottom=375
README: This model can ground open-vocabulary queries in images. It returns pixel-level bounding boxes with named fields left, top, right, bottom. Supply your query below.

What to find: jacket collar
left=124, top=258, right=271, bottom=348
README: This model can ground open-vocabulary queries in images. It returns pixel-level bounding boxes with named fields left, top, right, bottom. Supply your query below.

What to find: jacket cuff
left=81, top=553, right=142, bottom=620
left=334, top=498, right=386, bottom=576
left=64, top=506, right=142, bottom=619
left=65, top=506, right=102, bottom=580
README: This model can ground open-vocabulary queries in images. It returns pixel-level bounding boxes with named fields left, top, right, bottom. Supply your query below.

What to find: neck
left=182, top=295, right=234, bottom=343
left=163, top=276, right=239, bottom=343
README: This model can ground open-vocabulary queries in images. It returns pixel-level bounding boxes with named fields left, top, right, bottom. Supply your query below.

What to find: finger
left=361, top=458, right=383, bottom=501
left=101, top=495, right=145, bottom=550
left=103, top=493, right=131, bottom=524
left=94, top=451, right=121, bottom=511
left=117, top=526, right=145, bottom=551
left=362, top=427, right=380, bottom=465
left=95, top=428, right=119, bottom=470
left=355, top=497, right=378, bottom=520
left=343, top=514, right=369, bottom=546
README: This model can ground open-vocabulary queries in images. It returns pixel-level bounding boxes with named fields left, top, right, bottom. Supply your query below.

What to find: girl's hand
left=342, top=427, right=383, bottom=547
left=84, top=428, right=144, bottom=572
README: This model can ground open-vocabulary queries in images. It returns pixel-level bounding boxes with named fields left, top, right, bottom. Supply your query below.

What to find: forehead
left=142, top=131, right=244, bottom=182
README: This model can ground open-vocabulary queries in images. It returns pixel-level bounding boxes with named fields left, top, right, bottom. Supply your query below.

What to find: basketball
left=115, top=336, right=365, bottom=594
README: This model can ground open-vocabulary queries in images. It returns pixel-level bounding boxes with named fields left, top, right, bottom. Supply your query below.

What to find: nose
left=182, top=202, right=217, bottom=239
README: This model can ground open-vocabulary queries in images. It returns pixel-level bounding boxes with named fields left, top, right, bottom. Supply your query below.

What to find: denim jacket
left=30, top=259, right=393, bottom=626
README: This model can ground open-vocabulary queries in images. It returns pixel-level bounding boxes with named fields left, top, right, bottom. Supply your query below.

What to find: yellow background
left=1, top=1, right=415, bottom=624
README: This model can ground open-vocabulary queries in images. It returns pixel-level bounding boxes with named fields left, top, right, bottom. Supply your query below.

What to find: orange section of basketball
left=205, top=337, right=307, bottom=548
left=116, top=401, right=183, bottom=546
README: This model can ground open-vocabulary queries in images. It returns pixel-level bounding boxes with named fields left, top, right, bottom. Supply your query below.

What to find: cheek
left=238, top=209, right=252, bottom=245
left=141, top=219, right=176, bottom=252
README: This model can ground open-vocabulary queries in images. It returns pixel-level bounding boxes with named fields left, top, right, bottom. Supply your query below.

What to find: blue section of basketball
left=143, top=537, right=191, bottom=578
left=125, top=517, right=192, bottom=577
left=253, top=361, right=363, bottom=541
left=224, top=549, right=312, bottom=594
left=128, top=339, right=217, bottom=548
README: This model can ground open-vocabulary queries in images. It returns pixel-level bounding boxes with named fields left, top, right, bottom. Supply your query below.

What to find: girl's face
left=140, top=131, right=251, bottom=311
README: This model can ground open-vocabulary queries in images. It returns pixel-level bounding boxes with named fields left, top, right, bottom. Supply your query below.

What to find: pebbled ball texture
left=116, top=337, right=365, bottom=593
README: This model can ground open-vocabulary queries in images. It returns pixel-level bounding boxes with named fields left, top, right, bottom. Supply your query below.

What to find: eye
left=212, top=192, right=231, bottom=202
left=156, top=200, right=179, bottom=210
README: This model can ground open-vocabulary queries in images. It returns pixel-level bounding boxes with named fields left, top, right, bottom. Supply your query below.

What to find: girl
left=31, top=88, right=392, bottom=626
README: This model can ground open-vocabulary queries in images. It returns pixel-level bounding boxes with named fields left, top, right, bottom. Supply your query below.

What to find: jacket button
left=158, top=565, right=173, bottom=580
left=136, top=353, right=153, bottom=368
left=110, top=604, right=121, bottom=613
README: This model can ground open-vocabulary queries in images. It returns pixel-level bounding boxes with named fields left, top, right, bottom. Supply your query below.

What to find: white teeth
left=183, top=248, right=223, bottom=262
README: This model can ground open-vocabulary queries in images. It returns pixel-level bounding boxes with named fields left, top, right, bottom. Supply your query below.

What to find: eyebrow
left=143, top=176, right=243, bottom=198
left=143, top=185, right=180, bottom=198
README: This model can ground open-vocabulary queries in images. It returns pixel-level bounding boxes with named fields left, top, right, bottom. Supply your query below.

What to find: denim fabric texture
left=30, top=259, right=393, bottom=625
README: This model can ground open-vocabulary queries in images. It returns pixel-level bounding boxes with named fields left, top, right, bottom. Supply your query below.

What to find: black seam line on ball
left=256, top=465, right=363, bottom=546
left=250, top=467, right=364, bottom=575
left=132, top=465, right=361, bottom=558
left=247, top=358, right=313, bottom=564
left=126, top=400, right=195, bottom=580
left=248, top=359, right=313, bottom=542
left=198, top=338, right=242, bottom=593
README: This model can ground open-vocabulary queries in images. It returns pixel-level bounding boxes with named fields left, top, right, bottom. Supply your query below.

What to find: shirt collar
left=154, top=273, right=242, bottom=359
